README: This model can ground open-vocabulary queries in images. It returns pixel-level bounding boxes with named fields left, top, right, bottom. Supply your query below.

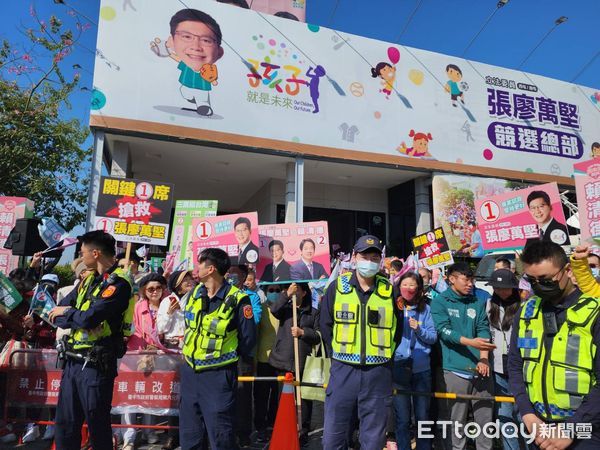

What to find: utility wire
left=328, top=0, right=341, bottom=28
left=570, top=50, right=600, bottom=83
left=395, top=0, right=424, bottom=43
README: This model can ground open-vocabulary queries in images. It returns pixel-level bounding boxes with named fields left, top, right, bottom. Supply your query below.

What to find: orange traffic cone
left=269, top=374, right=300, bottom=450
left=81, top=424, right=89, bottom=448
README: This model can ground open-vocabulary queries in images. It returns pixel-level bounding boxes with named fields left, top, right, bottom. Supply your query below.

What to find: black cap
left=486, top=269, right=519, bottom=289
left=353, top=235, right=383, bottom=253
left=139, top=273, right=167, bottom=289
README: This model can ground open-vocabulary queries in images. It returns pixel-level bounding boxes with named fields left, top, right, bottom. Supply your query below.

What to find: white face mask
left=592, top=267, right=600, bottom=278
left=356, top=260, right=379, bottom=278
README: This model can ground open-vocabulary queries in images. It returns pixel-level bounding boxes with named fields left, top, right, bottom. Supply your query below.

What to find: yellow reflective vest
left=518, top=295, right=600, bottom=421
left=69, top=267, right=135, bottom=351
left=331, top=272, right=396, bottom=365
left=183, top=283, right=246, bottom=371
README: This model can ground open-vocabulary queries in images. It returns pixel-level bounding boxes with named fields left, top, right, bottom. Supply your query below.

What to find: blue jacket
left=244, top=288, right=262, bottom=325
left=394, top=304, right=437, bottom=373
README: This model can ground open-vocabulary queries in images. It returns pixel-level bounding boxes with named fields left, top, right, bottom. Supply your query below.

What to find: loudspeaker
left=4, top=218, right=48, bottom=256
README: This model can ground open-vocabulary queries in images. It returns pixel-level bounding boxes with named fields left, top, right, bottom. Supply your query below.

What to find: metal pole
left=294, top=157, right=304, bottom=223
left=85, top=130, right=105, bottom=232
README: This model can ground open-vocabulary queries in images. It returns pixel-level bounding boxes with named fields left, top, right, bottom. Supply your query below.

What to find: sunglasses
left=146, top=286, right=163, bottom=293
left=268, top=288, right=281, bottom=293
left=523, top=266, right=566, bottom=287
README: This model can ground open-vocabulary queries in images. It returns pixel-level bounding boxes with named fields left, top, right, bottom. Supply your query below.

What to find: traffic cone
left=81, top=424, right=89, bottom=448
left=269, top=374, right=300, bottom=450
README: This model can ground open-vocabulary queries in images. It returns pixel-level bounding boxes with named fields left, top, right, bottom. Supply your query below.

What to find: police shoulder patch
left=101, top=285, right=117, bottom=298
left=243, top=304, right=253, bottom=320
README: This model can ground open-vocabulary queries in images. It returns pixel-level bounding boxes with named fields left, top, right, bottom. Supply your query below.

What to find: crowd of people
left=0, top=230, right=599, bottom=450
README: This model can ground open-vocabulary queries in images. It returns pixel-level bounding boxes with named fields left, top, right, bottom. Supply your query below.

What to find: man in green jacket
left=431, top=262, right=496, bottom=450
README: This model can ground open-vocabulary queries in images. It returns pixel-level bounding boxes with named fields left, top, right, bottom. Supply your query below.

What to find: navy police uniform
left=53, top=264, right=132, bottom=450
left=319, top=236, right=402, bottom=450
left=180, top=281, right=256, bottom=450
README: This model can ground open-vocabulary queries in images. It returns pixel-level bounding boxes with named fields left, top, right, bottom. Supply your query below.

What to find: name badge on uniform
left=517, top=337, right=538, bottom=349
left=335, top=311, right=355, bottom=321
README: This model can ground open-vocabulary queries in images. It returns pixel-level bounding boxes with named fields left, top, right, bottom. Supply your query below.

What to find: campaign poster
left=574, top=159, right=600, bottom=242
left=412, top=227, right=454, bottom=270
left=256, top=221, right=330, bottom=283
left=0, top=197, right=34, bottom=275
left=192, top=212, right=259, bottom=265
left=169, top=200, right=218, bottom=270
left=94, top=177, right=175, bottom=246
left=432, top=174, right=526, bottom=255
left=475, top=182, right=569, bottom=251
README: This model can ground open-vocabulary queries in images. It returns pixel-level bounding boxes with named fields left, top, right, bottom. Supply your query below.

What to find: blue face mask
left=592, top=268, right=600, bottom=278
left=267, top=292, right=280, bottom=302
left=356, top=260, right=379, bottom=278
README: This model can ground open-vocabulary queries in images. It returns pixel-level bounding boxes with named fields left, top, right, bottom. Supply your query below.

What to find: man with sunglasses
left=508, top=241, right=600, bottom=449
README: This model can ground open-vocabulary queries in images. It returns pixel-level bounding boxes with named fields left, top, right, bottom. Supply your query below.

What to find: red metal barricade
left=1, top=348, right=183, bottom=423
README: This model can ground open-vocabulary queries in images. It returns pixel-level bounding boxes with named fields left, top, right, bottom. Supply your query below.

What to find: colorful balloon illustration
left=387, top=47, right=400, bottom=65
left=408, top=69, right=424, bottom=85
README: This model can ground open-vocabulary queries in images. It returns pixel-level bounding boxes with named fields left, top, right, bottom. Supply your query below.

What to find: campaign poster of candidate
left=475, top=182, right=569, bottom=251
left=169, top=200, right=218, bottom=270
left=94, top=177, right=175, bottom=246
left=412, top=228, right=454, bottom=270
left=0, top=196, right=34, bottom=275
left=256, top=221, right=330, bottom=283
left=192, top=212, right=259, bottom=266
left=574, top=158, right=600, bottom=243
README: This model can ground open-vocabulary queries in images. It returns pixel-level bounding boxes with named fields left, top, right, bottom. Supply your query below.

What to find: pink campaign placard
left=475, top=182, right=569, bottom=251
left=256, top=221, right=330, bottom=283
left=574, top=159, right=600, bottom=242
left=191, top=212, right=259, bottom=266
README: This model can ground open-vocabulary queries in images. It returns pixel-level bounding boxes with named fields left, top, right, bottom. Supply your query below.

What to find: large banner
left=211, top=0, right=306, bottom=22
left=0, top=197, right=34, bottom=275
left=475, top=182, right=569, bottom=251
left=432, top=174, right=525, bottom=254
left=91, top=0, right=600, bottom=179
left=192, top=212, right=259, bottom=265
left=574, top=159, right=600, bottom=243
left=169, top=200, right=218, bottom=270
left=256, top=221, right=330, bottom=282
left=94, top=177, right=175, bottom=246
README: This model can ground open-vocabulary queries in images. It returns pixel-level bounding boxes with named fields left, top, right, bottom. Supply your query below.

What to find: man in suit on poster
left=259, top=240, right=291, bottom=282
left=290, top=238, right=327, bottom=281
left=234, top=217, right=259, bottom=265
left=525, top=190, right=569, bottom=246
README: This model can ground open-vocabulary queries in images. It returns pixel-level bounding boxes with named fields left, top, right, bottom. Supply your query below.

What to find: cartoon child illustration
left=371, top=62, right=396, bottom=99
left=306, top=65, right=326, bottom=114
left=397, top=130, right=434, bottom=158
left=151, top=9, right=224, bottom=117
left=444, top=64, right=465, bottom=107
left=592, top=142, right=600, bottom=158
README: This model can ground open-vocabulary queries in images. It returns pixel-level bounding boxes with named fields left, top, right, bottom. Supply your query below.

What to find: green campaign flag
left=0, top=272, right=23, bottom=312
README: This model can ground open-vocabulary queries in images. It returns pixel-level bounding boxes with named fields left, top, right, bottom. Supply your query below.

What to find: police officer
left=180, top=248, right=256, bottom=450
left=508, top=241, right=600, bottom=449
left=49, top=230, right=134, bottom=450
left=320, top=235, right=401, bottom=450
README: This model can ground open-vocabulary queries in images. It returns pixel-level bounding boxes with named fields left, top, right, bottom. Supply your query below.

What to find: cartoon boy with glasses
left=152, top=9, right=224, bottom=117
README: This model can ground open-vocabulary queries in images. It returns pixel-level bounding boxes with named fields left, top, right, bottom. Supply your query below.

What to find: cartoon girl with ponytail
left=397, top=130, right=434, bottom=158
left=371, top=62, right=396, bottom=99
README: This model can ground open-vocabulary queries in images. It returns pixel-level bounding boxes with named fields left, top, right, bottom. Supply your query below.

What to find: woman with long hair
left=485, top=269, right=523, bottom=450
left=391, top=272, right=437, bottom=450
